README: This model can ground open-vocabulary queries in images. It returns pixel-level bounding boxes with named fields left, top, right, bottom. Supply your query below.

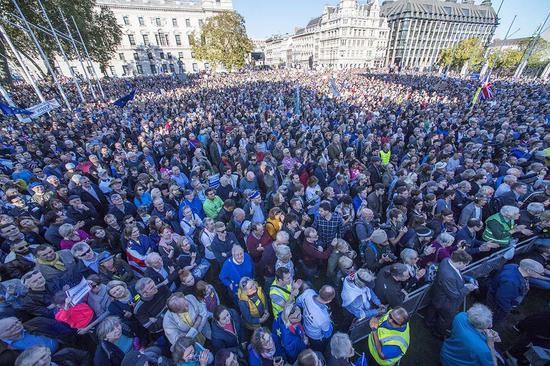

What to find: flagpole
left=0, top=23, right=46, bottom=103
left=10, top=0, right=71, bottom=110
left=0, top=84, right=31, bottom=122
left=70, top=15, right=106, bottom=100
left=59, top=9, right=96, bottom=102
left=37, top=0, right=85, bottom=105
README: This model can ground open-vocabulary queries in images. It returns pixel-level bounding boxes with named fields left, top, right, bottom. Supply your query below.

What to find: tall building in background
left=381, top=0, right=498, bottom=70
left=64, top=0, right=233, bottom=77
left=264, top=0, right=389, bottom=69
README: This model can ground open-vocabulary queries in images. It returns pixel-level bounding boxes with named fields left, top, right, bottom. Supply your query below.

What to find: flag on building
left=113, top=89, right=136, bottom=108
left=0, top=102, right=32, bottom=116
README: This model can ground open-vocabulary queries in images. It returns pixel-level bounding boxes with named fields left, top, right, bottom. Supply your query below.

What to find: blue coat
left=488, top=264, right=528, bottom=313
left=219, top=254, right=254, bottom=294
left=272, top=314, right=307, bottom=363
left=441, top=312, right=495, bottom=366
left=248, top=337, right=284, bottom=366
left=210, top=308, right=244, bottom=352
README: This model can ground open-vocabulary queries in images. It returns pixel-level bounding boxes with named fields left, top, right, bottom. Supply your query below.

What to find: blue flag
left=113, top=89, right=136, bottom=108
left=353, top=353, right=367, bottom=366
left=0, top=102, right=32, bottom=116
left=293, top=86, right=301, bottom=115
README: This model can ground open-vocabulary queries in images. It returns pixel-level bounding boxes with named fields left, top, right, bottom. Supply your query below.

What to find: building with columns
left=264, top=0, right=389, bottom=69
left=381, top=0, right=498, bottom=70
left=58, top=0, right=233, bottom=77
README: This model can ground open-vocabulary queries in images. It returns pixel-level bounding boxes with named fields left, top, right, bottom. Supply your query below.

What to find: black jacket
left=375, top=265, right=406, bottom=308
left=210, top=308, right=244, bottom=352
left=94, top=340, right=125, bottom=366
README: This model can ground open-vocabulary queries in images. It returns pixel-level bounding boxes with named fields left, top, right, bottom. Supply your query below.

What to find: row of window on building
left=122, top=15, right=204, bottom=28
left=118, top=50, right=197, bottom=62
left=127, top=33, right=194, bottom=47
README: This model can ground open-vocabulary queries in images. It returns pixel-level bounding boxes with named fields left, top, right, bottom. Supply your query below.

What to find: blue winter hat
left=248, top=190, right=260, bottom=200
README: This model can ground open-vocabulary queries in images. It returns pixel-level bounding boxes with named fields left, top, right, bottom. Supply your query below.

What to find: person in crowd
left=248, top=327, right=285, bottom=366
left=237, top=277, right=270, bottom=330
left=367, top=307, right=410, bottom=366
left=325, top=332, right=356, bottom=366
left=171, top=336, right=213, bottom=366
left=219, top=245, right=254, bottom=302
left=301, top=227, right=333, bottom=280
left=362, top=229, right=395, bottom=273
left=486, top=258, right=545, bottom=324
left=269, top=267, right=302, bottom=318
left=426, top=250, right=477, bottom=338
left=133, top=277, right=171, bottom=337
left=375, top=263, right=411, bottom=308
left=341, top=268, right=385, bottom=321
left=94, top=315, right=136, bottom=366
left=211, top=222, right=240, bottom=265
left=296, top=285, right=335, bottom=353
left=35, top=244, right=78, bottom=283
left=163, top=292, right=211, bottom=345
left=272, top=302, right=308, bottom=363
left=440, top=303, right=501, bottom=366
left=483, top=205, right=533, bottom=248
left=210, top=305, right=246, bottom=354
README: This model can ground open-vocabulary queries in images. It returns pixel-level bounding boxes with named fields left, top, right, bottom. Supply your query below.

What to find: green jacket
left=482, top=213, right=515, bottom=247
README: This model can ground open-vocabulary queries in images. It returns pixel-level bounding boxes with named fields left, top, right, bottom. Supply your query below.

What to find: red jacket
left=302, top=240, right=332, bottom=268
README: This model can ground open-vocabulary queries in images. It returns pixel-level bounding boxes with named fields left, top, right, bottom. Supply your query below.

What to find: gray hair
left=15, top=345, right=50, bottom=366
left=96, top=316, right=121, bottom=340
left=275, top=244, right=291, bottom=258
left=438, top=232, right=455, bottom=244
left=58, top=223, right=74, bottom=238
left=135, top=277, right=154, bottom=295
left=70, top=241, right=90, bottom=257
left=275, top=230, right=289, bottom=242
left=467, top=303, right=493, bottom=330
left=527, top=202, right=545, bottom=215
left=144, top=252, right=161, bottom=266
left=355, top=268, right=375, bottom=284
left=400, top=248, right=419, bottom=264
left=500, top=205, right=520, bottom=218
left=330, top=332, right=354, bottom=359
left=233, top=208, right=245, bottom=218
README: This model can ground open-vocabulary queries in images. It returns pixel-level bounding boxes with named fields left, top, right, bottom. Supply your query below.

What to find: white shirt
left=296, top=289, right=332, bottom=341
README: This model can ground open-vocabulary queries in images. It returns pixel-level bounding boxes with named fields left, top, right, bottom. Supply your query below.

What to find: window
left=128, top=34, right=135, bottom=45
left=178, top=52, right=184, bottom=59
left=187, top=34, right=193, bottom=45
left=70, top=66, right=78, bottom=75
left=160, top=52, right=165, bottom=59
left=164, top=34, right=169, bottom=46
left=133, top=53, right=139, bottom=61
left=167, top=52, right=172, bottom=59
left=118, top=53, right=125, bottom=61
left=122, top=65, right=129, bottom=75
left=169, top=63, right=175, bottom=73
left=148, top=52, right=153, bottom=60
left=143, top=34, right=149, bottom=45
left=172, top=18, right=177, bottom=26
left=179, top=62, right=186, bottom=72
left=155, top=34, right=160, bottom=46
left=175, top=34, right=182, bottom=46
left=138, top=17, right=144, bottom=26
left=185, top=18, right=191, bottom=27
left=137, top=64, right=143, bottom=74
left=191, top=51, right=195, bottom=58
left=162, top=64, right=168, bottom=73
left=123, top=16, right=130, bottom=25
left=192, top=63, right=198, bottom=72
left=150, top=64, right=157, bottom=74
left=109, top=66, right=116, bottom=76
left=155, top=17, right=161, bottom=26
left=198, top=19, right=204, bottom=26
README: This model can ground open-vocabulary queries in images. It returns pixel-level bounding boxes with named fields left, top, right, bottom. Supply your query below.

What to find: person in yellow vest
left=367, top=307, right=410, bottom=366
left=269, top=267, right=302, bottom=317
left=237, top=276, right=270, bottom=330
left=379, top=144, right=392, bottom=166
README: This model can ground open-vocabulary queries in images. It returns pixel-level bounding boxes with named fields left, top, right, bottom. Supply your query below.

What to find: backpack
left=344, top=220, right=367, bottom=251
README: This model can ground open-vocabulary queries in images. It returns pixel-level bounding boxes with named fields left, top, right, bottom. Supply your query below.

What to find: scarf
left=341, top=276, right=371, bottom=308
left=37, top=254, right=65, bottom=271
left=178, top=311, right=206, bottom=344
left=237, top=285, right=267, bottom=319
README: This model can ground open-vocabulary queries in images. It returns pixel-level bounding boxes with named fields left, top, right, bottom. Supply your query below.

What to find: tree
left=437, top=37, right=484, bottom=69
left=487, top=48, right=522, bottom=71
left=190, top=11, right=253, bottom=71
left=0, top=0, right=121, bottom=81
left=518, top=38, right=550, bottom=67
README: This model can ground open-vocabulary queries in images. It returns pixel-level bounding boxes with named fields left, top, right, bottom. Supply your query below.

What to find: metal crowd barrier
left=401, top=236, right=539, bottom=315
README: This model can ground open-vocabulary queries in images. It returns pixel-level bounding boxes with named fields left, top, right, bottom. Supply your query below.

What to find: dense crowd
left=0, top=68, right=549, bottom=366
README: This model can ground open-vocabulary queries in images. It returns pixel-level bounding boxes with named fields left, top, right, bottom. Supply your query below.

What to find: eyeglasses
left=217, top=229, right=226, bottom=233
left=79, top=248, right=92, bottom=257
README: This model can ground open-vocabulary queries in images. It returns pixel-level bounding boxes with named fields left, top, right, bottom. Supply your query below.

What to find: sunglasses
left=79, top=248, right=92, bottom=257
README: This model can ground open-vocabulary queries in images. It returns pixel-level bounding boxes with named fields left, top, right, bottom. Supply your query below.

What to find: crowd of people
left=0, top=67, right=549, bottom=366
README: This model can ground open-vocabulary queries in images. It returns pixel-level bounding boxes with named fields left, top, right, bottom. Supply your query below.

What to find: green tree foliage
left=487, top=48, right=523, bottom=70
left=0, top=0, right=121, bottom=80
left=190, top=11, right=253, bottom=71
left=437, top=37, right=484, bottom=69
left=518, top=38, right=550, bottom=67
